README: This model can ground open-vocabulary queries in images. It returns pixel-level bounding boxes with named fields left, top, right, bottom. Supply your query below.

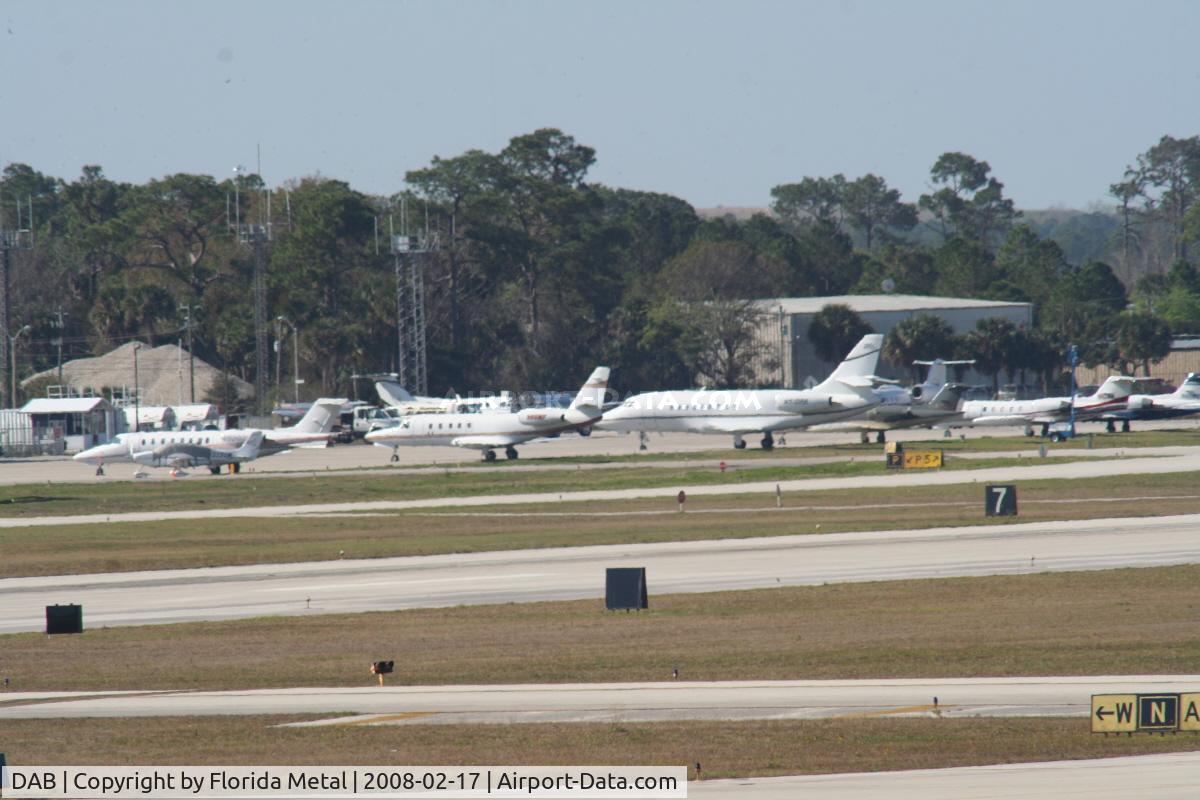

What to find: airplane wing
left=450, top=434, right=538, bottom=450
left=696, top=418, right=785, bottom=435
left=163, top=451, right=197, bottom=468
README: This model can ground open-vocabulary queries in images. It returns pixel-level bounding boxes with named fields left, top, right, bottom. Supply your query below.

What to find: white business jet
left=74, top=398, right=346, bottom=476
left=593, top=335, right=884, bottom=450
left=958, top=375, right=1136, bottom=435
left=808, top=358, right=974, bottom=443
left=364, top=367, right=609, bottom=462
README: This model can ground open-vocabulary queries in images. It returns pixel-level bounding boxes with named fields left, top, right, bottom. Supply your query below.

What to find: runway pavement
left=689, top=752, right=1200, bottom=800
left=2, top=675, right=1196, bottom=721
left=2, top=513, right=1198, bottom=633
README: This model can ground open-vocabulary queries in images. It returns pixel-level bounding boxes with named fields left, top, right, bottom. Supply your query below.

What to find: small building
left=173, top=403, right=222, bottom=430
left=121, top=405, right=177, bottom=433
left=20, top=397, right=118, bottom=454
left=1076, top=337, right=1200, bottom=388
left=748, top=294, right=1034, bottom=388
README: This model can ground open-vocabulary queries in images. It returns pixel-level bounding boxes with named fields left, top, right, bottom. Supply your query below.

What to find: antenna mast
left=229, top=165, right=279, bottom=415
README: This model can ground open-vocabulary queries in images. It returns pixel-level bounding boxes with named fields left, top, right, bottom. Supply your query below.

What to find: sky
left=1, top=0, right=1198, bottom=211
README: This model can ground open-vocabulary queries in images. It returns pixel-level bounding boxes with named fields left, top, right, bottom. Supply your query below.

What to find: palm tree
left=883, top=314, right=957, bottom=382
left=807, top=304, right=874, bottom=364
left=961, top=317, right=1018, bottom=395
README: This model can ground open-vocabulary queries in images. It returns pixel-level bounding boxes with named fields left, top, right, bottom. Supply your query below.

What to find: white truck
left=334, top=404, right=398, bottom=443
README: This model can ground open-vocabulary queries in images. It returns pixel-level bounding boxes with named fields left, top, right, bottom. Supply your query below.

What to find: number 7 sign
left=985, top=484, right=1018, bottom=516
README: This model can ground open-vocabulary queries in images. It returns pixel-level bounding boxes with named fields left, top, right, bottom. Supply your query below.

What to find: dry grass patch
left=4, top=716, right=1199, bottom=776
left=3, top=566, right=1199, bottom=692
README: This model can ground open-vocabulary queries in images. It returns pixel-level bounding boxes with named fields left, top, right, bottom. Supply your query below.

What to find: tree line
left=1, top=130, right=1198, bottom=406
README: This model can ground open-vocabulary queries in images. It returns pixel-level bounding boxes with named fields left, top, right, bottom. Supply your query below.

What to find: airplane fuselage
left=594, top=389, right=877, bottom=435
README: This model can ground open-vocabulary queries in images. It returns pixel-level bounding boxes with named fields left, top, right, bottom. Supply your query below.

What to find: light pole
left=9, top=325, right=30, bottom=408
left=276, top=316, right=299, bottom=403
left=133, top=343, right=143, bottom=432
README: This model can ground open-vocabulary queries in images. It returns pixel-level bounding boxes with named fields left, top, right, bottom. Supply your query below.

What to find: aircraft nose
left=74, top=446, right=104, bottom=463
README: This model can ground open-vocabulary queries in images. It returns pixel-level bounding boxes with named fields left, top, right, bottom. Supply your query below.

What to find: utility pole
left=133, top=343, right=142, bottom=432
left=180, top=304, right=197, bottom=403
left=277, top=316, right=299, bottom=403
left=52, top=309, right=67, bottom=386
left=0, top=195, right=34, bottom=408
left=9, top=325, right=30, bottom=408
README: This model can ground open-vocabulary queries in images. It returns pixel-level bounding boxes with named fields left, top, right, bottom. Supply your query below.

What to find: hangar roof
left=754, top=295, right=1032, bottom=314
left=21, top=397, right=112, bottom=414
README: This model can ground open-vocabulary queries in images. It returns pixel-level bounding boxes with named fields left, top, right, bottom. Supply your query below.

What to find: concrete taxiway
left=1, top=676, right=1196, bottom=721
left=2, top=513, right=1198, bottom=633
left=690, top=752, right=1200, bottom=800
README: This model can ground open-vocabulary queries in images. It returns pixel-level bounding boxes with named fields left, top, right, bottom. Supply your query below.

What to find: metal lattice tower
left=229, top=168, right=279, bottom=415
left=390, top=210, right=436, bottom=397
left=0, top=196, right=34, bottom=408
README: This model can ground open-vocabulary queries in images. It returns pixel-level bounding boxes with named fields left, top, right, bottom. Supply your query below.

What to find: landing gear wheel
left=760, top=432, right=775, bottom=451
left=483, top=450, right=497, bottom=462
left=505, top=446, right=518, bottom=460
left=1106, top=420, right=1116, bottom=433
left=95, top=465, right=105, bottom=476
left=390, top=452, right=399, bottom=463
left=859, top=432, right=870, bottom=444
left=1122, top=420, right=1131, bottom=433
left=209, top=466, right=221, bottom=475
left=875, top=431, right=886, bottom=444
left=232, top=463, right=241, bottom=474
left=733, top=436, right=747, bottom=450
left=1040, top=424, right=1050, bottom=438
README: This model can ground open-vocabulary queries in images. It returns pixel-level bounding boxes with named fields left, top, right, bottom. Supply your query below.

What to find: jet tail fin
left=1175, top=373, right=1200, bottom=395
left=1086, top=375, right=1136, bottom=401
left=375, top=381, right=416, bottom=407
left=232, top=430, right=265, bottom=460
left=923, top=382, right=967, bottom=409
left=815, top=334, right=883, bottom=394
left=569, top=367, right=611, bottom=412
left=914, top=359, right=975, bottom=387
left=291, top=398, right=347, bottom=433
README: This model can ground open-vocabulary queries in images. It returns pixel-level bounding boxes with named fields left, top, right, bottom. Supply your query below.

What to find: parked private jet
left=593, top=335, right=884, bottom=450
left=957, top=375, right=1136, bottom=435
left=364, top=367, right=609, bottom=461
left=74, top=398, right=346, bottom=476
left=808, top=359, right=975, bottom=443
left=369, top=376, right=516, bottom=415
left=1100, top=373, right=1200, bottom=432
